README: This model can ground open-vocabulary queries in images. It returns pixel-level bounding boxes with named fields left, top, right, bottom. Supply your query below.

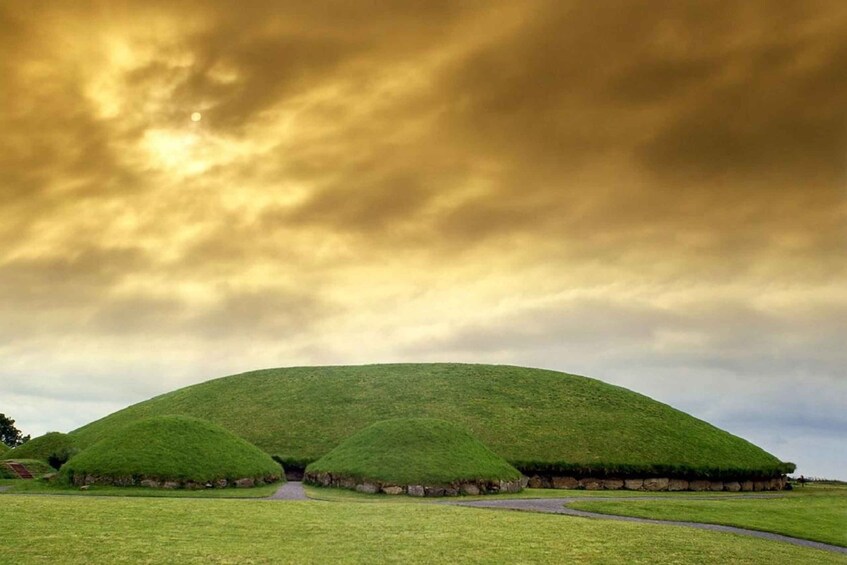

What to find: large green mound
left=3, top=432, right=78, bottom=466
left=0, top=443, right=9, bottom=456
left=306, top=418, right=521, bottom=485
left=71, top=364, right=792, bottom=479
left=62, top=415, right=282, bottom=487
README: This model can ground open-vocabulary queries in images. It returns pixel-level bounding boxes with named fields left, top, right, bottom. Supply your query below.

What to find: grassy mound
left=3, top=432, right=78, bottom=468
left=306, top=418, right=521, bottom=485
left=62, top=415, right=282, bottom=486
left=0, top=443, right=9, bottom=456
left=71, top=364, right=792, bottom=479
left=1, top=459, right=55, bottom=478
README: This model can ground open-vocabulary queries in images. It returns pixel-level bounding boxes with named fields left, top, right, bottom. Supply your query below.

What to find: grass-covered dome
left=0, top=442, right=9, bottom=456
left=3, top=432, right=78, bottom=467
left=61, top=415, right=282, bottom=487
left=70, top=364, right=793, bottom=480
left=306, top=418, right=521, bottom=486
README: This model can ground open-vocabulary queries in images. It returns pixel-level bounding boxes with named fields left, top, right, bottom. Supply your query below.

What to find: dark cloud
left=119, top=0, right=483, bottom=134
left=0, top=248, right=148, bottom=309
left=640, top=39, right=847, bottom=183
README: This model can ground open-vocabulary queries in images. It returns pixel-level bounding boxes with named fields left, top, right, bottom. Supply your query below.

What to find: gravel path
left=450, top=497, right=847, bottom=555
left=267, top=481, right=309, bottom=500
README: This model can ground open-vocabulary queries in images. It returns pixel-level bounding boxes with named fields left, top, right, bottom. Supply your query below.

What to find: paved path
left=267, top=481, right=309, bottom=500
left=450, top=497, right=847, bottom=555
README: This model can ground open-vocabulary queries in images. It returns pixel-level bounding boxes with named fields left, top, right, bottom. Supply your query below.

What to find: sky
left=1, top=1, right=845, bottom=479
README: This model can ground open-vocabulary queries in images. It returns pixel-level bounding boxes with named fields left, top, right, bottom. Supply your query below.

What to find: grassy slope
left=2, top=432, right=77, bottom=462
left=0, top=459, right=55, bottom=478
left=0, top=443, right=8, bottom=455
left=570, top=486, right=847, bottom=547
left=306, top=418, right=520, bottom=484
left=0, top=496, right=841, bottom=564
left=71, top=364, right=787, bottom=476
left=62, top=415, right=282, bottom=483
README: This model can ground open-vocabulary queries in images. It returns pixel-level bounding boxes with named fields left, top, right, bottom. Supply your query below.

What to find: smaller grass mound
left=1, top=459, right=55, bottom=478
left=0, top=443, right=9, bottom=456
left=305, top=418, right=521, bottom=495
left=3, top=432, right=79, bottom=469
left=60, top=415, right=282, bottom=488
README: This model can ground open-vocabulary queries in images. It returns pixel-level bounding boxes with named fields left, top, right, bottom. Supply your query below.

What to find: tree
left=0, top=413, right=30, bottom=448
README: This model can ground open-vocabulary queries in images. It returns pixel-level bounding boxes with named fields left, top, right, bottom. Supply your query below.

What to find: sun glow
left=142, top=129, right=209, bottom=175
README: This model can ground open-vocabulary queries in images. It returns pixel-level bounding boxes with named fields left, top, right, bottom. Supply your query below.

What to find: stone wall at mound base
left=70, top=474, right=281, bottom=489
left=527, top=475, right=788, bottom=491
left=304, top=471, right=525, bottom=496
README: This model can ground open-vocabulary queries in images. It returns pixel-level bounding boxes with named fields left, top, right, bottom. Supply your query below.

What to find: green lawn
left=570, top=486, right=847, bottom=547
left=306, top=418, right=520, bottom=484
left=0, top=495, right=842, bottom=564
left=70, top=363, right=790, bottom=480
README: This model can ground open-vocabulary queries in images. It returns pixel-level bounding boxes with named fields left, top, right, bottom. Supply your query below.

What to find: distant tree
left=0, top=413, right=30, bottom=448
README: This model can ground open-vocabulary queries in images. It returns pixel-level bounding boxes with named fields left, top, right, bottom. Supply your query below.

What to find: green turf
left=1, top=459, right=54, bottom=478
left=306, top=418, right=520, bottom=485
left=0, top=495, right=841, bottom=564
left=61, top=415, right=282, bottom=485
left=0, top=443, right=8, bottom=456
left=2, top=432, right=78, bottom=466
left=570, top=486, right=847, bottom=547
left=70, top=363, right=790, bottom=478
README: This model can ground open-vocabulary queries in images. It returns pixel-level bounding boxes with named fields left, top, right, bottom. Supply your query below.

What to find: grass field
left=70, top=363, right=789, bottom=478
left=61, top=415, right=282, bottom=485
left=570, top=485, right=847, bottom=547
left=306, top=418, right=520, bottom=484
left=0, top=494, right=842, bottom=564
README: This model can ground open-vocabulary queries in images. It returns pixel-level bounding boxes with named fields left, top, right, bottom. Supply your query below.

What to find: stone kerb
left=304, top=471, right=523, bottom=497
left=526, top=475, right=787, bottom=492
left=71, top=474, right=281, bottom=489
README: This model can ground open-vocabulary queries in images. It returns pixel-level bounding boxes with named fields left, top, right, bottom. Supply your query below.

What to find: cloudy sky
left=1, top=1, right=845, bottom=478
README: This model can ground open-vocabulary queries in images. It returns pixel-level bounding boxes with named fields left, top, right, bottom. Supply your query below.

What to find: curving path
left=450, top=496, right=847, bottom=555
